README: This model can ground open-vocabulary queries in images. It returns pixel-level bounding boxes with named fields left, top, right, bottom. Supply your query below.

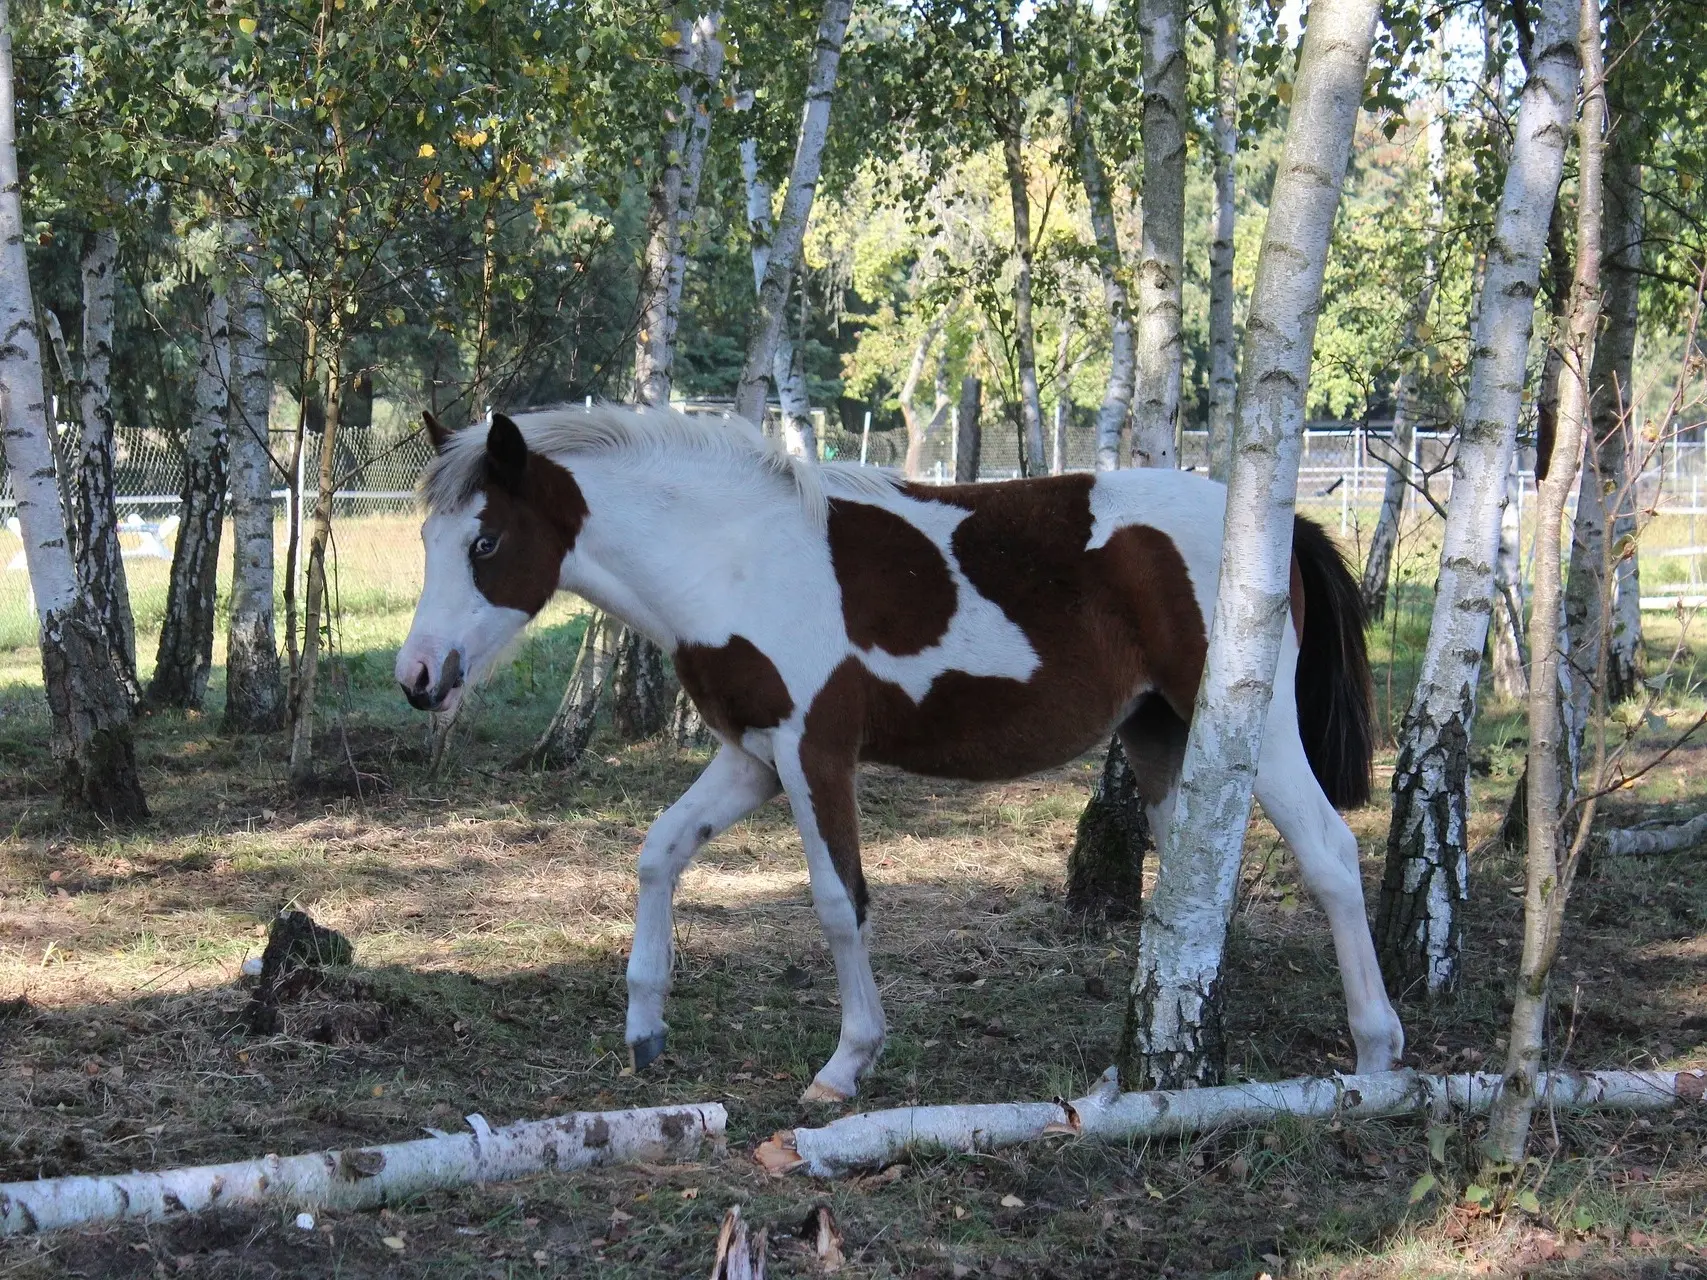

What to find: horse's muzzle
left=401, top=649, right=464, bottom=711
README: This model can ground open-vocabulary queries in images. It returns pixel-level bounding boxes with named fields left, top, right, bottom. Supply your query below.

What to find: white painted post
left=949, top=405, right=958, bottom=480
left=860, top=409, right=871, bottom=465
left=1352, top=424, right=1364, bottom=529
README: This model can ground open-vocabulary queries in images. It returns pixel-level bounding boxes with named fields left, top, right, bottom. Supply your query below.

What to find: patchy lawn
left=0, top=599, right=1703, bottom=1278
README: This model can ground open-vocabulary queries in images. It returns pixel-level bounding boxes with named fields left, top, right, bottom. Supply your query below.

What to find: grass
left=0, top=546, right=1704, bottom=1277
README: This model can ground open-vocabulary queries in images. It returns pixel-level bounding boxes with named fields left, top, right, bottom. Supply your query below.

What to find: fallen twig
left=756, top=1068, right=1705, bottom=1178
left=1, top=1103, right=727, bottom=1236
left=1601, top=809, right=1707, bottom=856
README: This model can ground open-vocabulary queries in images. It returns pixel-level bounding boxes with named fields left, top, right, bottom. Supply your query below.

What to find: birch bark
left=224, top=235, right=284, bottom=733
left=997, top=20, right=1046, bottom=476
left=1068, top=79, right=1134, bottom=474
left=147, top=289, right=232, bottom=710
left=70, top=226, right=136, bottom=688
left=1131, top=0, right=1186, bottom=470
left=1484, top=0, right=1599, bottom=1165
left=1206, top=0, right=1240, bottom=482
left=0, top=0, right=145, bottom=819
left=631, top=13, right=725, bottom=408
left=287, top=323, right=344, bottom=787
left=1126, top=0, right=1380, bottom=1088
left=1376, top=0, right=1579, bottom=1001
left=732, top=0, right=852, bottom=430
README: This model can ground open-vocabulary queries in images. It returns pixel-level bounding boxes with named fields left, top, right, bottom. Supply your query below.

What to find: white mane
left=422, top=402, right=899, bottom=529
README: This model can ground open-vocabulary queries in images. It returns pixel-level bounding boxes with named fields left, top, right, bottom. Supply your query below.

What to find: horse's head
left=396, top=411, right=588, bottom=715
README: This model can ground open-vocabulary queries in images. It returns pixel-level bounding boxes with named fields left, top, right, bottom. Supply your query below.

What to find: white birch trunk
left=1069, top=81, right=1135, bottom=474
left=1206, top=0, right=1240, bottom=483
left=1131, top=0, right=1187, bottom=470
left=0, top=0, right=145, bottom=820
left=0, top=1103, right=725, bottom=1237
left=147, top=288, right=232, bottom=711
left=632, top=13, right=725, bottom=407
left=738, top=113, right=818, bottom=459
left=757, top=1067, right=1701, bottom=1178
left=288, top=326, right=344, bottom=786
left=225, top=228, right=284, bottom=733
left=525, top=611, right=616, bottom=769
left=732, top=0, right=852, bottom=428
left=997, top=20, right=1047, bottom=477
left=1602, top=811, right=1707, bottom=855
left=1376, top=0, right=1579, bottom=1002
left=1491, top=473, right=1531, bottom=702
left=70, top=225, right=136, bottom=687
left=1484, top=0, right=1599, bottom=1167
left=1126, top=0, right=1380, bottom=1088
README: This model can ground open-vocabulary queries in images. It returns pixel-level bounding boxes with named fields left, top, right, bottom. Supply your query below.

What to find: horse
left=395, top=404, right=1405, bottom=1102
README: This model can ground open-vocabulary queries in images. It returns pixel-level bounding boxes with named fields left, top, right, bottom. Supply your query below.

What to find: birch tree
left=998, top=12, right=1047, bottom=477
left=614, top=13, right=724, bottom=743
left=731, top=0, right=853, bottom=436
left=224, top=247, right=283, bottom=733
left=68, top=224, right=136, bottom=691
left=1067, top=62, right=1135, bottom=474
left=1484, top=0, right=1599, bottom=1166
left=146, top=288, right=231, bottom=711
left=1205, top=0, right=1240, bottom=482
left=1130, top=0, right=1186, bottom=470
left=1127, top=0, right=1381, bottom=1087
left=0, top=0, right=145, bottom=819
left=631, top=13, right=726, bottom=408
left=1375, top=0, right=1580, bottom=1002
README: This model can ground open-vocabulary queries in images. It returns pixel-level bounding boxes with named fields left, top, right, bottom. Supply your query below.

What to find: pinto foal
left=396, top=406, right=1405, bottom=1102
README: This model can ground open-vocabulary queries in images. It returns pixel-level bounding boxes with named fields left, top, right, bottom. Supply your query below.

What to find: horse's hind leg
left=626, top=745, right=781, bottom=1070
left=773, top=735, right=884, bottom=1103
left=1253, top=663, right=1404, bottom=1072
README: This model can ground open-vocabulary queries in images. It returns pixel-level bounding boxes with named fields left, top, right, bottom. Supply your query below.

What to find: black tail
left=1291, top=516, right=1375, bottom=809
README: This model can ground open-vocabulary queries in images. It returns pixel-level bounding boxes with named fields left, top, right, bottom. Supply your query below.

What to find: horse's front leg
left=773, top=735, right=884, bottom=1103
left=626, top=744, right=781, bottom=1069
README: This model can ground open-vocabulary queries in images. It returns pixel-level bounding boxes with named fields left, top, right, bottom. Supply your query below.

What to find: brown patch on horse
left=470, top=452, right=589, bottom=615
left=804, top=476, right=1208, bottom=784
left=801, top=660, right=870, bottom=923
left=828, top=500, right=956, bottom=656
left=674, top=636, right=794, bottom=740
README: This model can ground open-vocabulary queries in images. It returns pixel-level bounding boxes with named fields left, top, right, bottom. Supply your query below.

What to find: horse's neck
left=566, top=454, right=808, bottom=647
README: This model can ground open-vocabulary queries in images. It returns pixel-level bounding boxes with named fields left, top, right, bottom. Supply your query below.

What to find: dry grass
left=0, top=603, right=1703, bottom=1277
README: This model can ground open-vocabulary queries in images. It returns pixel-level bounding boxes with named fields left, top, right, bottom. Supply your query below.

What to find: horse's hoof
left=800, top=1079, right=851, bottom=1105
left=629, top=1032, right=668, bottom=1071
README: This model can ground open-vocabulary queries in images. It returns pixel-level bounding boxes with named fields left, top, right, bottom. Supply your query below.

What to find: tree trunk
left=1064, top=739, right=1150, bottom=920
left=1130, top=0, right=1186, bottom=471
left=288, top=329, right=344, bottom=788
left=1376, top=0, right=1579, bottom=1003
left=732, top=0, right=852, bottom=428
left=524, top=611, right=616, bottom=769
left=898, top=312, right=951, bottom=479
left=954, top=376, right=981, bottom=483
left=1068, top=78, right=1134, bottom=474
left=224, top=238, right=284, bottom=733
left=1593, top=84, right=1644, bottom=704
left=1126, top=0, right=1380, bottom=1089
left=1484, top=0, right=1598, bottom=1165
left=146, top=288, right=231, bottom=711
left=1359, top=313, right=1425, bottom=621
left=71, top=226, right=137, bottom=691
left=997, top=21, right=1046, bottom=478
left=0, top=1, right=145, bottom=820
left=1206, top=0, right=1240, bottom=483
left=632, top=13, right=725, bottom=407
left=1491, top=472, right=1531, bottom=702
left=610, top=624, right=671, bottom=742
left=758, top=1065, right=1701, bottom=1179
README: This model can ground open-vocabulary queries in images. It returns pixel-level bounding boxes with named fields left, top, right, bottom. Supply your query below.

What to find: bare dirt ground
left=0, top=621, right=1704, bottom=1278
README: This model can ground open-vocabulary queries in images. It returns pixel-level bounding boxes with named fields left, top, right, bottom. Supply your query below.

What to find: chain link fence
left=5, top=400, right=1706, bottom=664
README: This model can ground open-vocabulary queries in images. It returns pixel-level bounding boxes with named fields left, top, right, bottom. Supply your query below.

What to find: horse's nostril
left=410, top=665, right=431, bottom=693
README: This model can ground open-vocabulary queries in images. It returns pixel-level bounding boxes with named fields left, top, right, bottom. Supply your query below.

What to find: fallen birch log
left=757, top=1068, right=1705, bottom=1177
left=1602, top=810, right=1707, bottom=856
left=1, top=1102, right=726, bottom=1236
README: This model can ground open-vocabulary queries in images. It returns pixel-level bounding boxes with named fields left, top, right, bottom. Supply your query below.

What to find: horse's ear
left=485, top=413, right=528, bottom=492
left=422, top=410, right=451, bottom=452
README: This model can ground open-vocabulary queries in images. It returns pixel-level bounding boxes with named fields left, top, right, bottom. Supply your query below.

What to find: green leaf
left=238, top=16, right=257, bottom=34
left=1574, top=1206, right=1596, bottom=1232
left=1516, top=1190, right=1541, bottom=1214
left=1463, top=1184, right=1493, bottom=1209
left=1427, top=1124, right=1452, bottom=1164
left=1408, top=1171, right=1437, bottom=1204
